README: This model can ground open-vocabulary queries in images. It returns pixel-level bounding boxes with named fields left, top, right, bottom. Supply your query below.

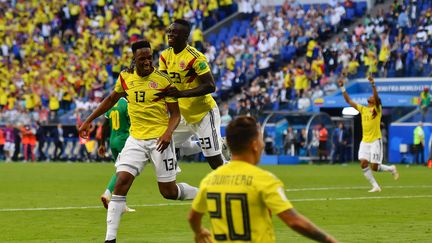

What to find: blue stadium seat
left=355, top=2, right=367, bottom=17
left=346, top=8, right=355, bottom=21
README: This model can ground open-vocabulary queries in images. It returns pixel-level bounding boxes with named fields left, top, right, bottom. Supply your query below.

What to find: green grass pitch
left=1, top=162, right=431, bottom=242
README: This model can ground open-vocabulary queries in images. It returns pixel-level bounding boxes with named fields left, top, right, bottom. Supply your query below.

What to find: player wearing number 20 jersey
left=190, top=116, right=337, bottom=243
left=192, top=161, right=293, bottom=242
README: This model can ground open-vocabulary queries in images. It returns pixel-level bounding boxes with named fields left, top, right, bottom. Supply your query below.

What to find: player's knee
left=206, top=155, right=223, bottom=169
left=159, top=186, right=178, bottom=200
left=370, top=163, right=379, bottom=171
left=113, top=172, right=134, bottom=195
left=360, top=160, right=369, bottom=168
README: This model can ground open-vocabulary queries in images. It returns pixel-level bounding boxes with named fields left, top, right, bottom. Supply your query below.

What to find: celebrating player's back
left=189, top=116, right=338, bottom=243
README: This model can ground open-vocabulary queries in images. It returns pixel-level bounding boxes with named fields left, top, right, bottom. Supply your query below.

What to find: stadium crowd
left=0, top=0, right=236, bottom=126
left=218, top=0, right=432, bottom=119
left=1, top=0, right=431, bottom=161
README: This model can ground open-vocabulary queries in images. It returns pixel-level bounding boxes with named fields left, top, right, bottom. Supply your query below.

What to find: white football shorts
left=115, top=136, right=177, bottom=182
left=358, top=138, right=383, bottom=164
left=4, top=142, right=15, bottom=153
left=174, top=106, right=222, bottom=157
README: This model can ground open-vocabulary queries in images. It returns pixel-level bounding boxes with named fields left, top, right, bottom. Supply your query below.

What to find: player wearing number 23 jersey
left=159, top=45, right=217, bottom=124
left=192, top=161, right=293, bottom=242
left=157, top=20, right=225, bottom=169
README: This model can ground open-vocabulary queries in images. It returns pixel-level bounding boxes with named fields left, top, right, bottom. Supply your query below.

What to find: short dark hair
left=174, top=19, right=191, bottom=34
left=226, top=116, right=260, bottom=154
left=131, top=40, right=151, bottom=53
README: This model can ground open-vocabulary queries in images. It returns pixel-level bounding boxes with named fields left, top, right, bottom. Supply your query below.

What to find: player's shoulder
left=153, top=69, right=172, bottom=83
left=118, top=97, right=128, bottom=105
left=119, top=70, right=133, bottom=80
left=356, top=104, right=365, bottom=111
left=185, top=45, right=205, bottom=59
left=252, top=166, right=282, bottom=184
left=199, top=169, right=219, bottom=186
left=160, top=47, right=173, bottom=56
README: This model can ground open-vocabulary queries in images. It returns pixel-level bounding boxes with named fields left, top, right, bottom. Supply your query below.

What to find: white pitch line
left=1, top=195, right=432, bottom=212
left=0, top=202, right=191, bottom=212
left=286, top=185, right=432, bottom=192
left=290, top=195, right=432, bottom=202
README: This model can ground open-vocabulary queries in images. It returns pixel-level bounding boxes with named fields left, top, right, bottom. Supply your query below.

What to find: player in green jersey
left=98, top=97, right=135, bottom=212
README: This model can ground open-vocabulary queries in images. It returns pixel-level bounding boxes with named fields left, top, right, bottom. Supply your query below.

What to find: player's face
left=367, top=96, right=375, bottom=106
left=134, top=48, right=153, bottom=76
left=167, top=23, right=187, bottom=47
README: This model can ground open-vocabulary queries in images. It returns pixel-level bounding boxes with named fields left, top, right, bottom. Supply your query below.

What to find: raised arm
left=368, top=75, right=381, bottom=109
left=278, top=209, right=338, bottom=243
left=78, top=91, right=124, bottom=139
left=338, top=79, right=358, bottom=110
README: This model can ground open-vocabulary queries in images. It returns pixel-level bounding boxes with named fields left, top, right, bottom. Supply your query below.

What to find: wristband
left=341, top=86, right=346, bottom=92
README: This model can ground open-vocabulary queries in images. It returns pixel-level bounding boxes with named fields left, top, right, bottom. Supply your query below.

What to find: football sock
left=176, top=183, right=198, bottom=200
left=106, top=174, right=117, bottom=194
left=362, top=167, right=379, bottom=188
left=179, top=140, right=201, bottom=156
left=105, top=195, right=126, bottom=241
left=378, top=164, right=393, bottom=172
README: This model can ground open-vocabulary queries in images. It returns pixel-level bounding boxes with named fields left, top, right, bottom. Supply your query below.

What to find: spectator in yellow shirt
left=192, top=28, right=204, bottom=51
left=226, top=54, right=236, bottom=71
left=347, top=58, right=360, bottom=76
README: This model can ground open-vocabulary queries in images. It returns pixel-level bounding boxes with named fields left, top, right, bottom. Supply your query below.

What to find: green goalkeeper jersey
left=104, top=97, right=130, bottom=150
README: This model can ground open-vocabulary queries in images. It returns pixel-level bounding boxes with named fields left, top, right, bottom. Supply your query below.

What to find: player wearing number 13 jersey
left=189, top=116, right=338, bottom=243
left=78, top=41, right=198, bottom=243
left=157, top=19, right=225, bottom=170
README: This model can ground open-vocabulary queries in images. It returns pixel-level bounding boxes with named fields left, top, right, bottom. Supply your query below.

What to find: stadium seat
left=355, top=2, right=367, bottom=17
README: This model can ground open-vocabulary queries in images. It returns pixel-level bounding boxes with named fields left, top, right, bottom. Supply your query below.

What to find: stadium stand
left=0, top=0, right=236, bottom=126
left=0, top=0, right=431, bottom=162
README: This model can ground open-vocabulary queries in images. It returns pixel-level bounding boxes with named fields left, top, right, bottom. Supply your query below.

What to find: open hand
left=78, top=121, right=91, bottom=139
left=194, top=228, right=213, bottom=243
left=367, top=75, right=374, bottom=85
left=98, top=145, right=106, bottom=157
left=156, top=131, right=172, bottom=152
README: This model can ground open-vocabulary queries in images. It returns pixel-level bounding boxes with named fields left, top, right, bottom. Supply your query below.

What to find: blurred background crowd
left=0, top=0, right=431, bottom=162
